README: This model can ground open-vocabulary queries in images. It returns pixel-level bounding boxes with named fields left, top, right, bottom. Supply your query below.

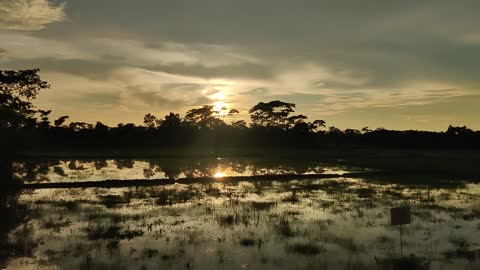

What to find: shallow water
left=2, top=174, right=480, bottom=269
left=13, top=158, right=358, bottom=183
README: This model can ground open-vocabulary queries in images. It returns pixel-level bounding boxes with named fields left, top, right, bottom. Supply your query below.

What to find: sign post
left=390, top=206, right=411, bottom=258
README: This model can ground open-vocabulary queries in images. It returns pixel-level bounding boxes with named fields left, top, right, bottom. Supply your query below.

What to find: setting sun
left=213, top=101, right=227, bottom=115
left=214, top=172, right=226, bottom=178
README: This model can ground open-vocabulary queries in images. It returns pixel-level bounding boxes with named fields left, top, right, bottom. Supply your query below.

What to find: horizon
left=2, top=0, right=480, bottom=131
left=2, top=2, right=480, bottom=269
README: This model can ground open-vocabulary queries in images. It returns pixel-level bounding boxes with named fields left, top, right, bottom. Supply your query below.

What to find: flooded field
left=12, top=158, right=358, bottom=183
left=1, top=159, right=480, bottom=270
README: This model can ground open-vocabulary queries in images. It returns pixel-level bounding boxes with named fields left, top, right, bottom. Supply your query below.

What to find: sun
left=214, top=172, right=226, bottom=178
left=213, top=101, right=227, bottom=115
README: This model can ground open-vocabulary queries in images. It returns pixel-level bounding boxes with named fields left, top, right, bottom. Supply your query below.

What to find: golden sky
left=1, top=0, right=480, bottom=131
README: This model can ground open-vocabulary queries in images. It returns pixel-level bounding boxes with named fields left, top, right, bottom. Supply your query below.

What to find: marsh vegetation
left=1, top=166, right=479, bottom=269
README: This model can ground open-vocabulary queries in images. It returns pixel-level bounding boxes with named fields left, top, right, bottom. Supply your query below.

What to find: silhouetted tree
left=184, top=105, right=226, bottom=129
left=231, top=120, right=247, bottom=129
left=228, top=109, right=240, bottom=115
left=328, top=126, right=342, bottom=134
left=361, top=127, right=371, bottom=133
left=53, top=115, right=69, bottom=127
left=344, top=129, right=361, bottom=135
left=1, top=69, right=50, bottom=182
left=143, top=113, right=162, bottom=128
left=160, top=113, right=182, bottom=129
left=312, top=120, right=326, bottom=130
left=287, top=114, right=308, bottom=127
left=0, top=69, right=50, bottom=128
left=446, top=125, right=474, bottom=136
left=69, top=122, right=93, bottom=131
left=36, top=109, right=51, bottom=129
left=94, top=122, right=109, bottom=132
left=249, top=100, right=296, bottom=127
left=184, top=105, right=214, bottom=123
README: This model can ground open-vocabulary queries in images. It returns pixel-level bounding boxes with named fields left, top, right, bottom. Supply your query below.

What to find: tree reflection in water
left=12, top=158, right=347, bottom=183
left=0, top=189, right=33, bottom=268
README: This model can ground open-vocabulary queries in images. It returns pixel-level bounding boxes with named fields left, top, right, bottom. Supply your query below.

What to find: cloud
left=4, top=0, right=480, bottom=130
left=0, top=48, right=8, bottom=59
left=0, top=32, right=93, bottom=60
left=0, top=32, right=261, bottom=70
left=0, top=0, right=65, bottom=30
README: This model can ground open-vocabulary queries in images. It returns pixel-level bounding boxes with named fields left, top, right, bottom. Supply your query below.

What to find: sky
left=1, top=0, right=480, bottom=131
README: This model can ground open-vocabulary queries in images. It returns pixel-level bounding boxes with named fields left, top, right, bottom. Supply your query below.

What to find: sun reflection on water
left=214, top=172, right=226, bottom=178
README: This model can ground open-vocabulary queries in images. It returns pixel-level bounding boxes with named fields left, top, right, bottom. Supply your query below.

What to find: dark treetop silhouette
left=0, top=69, right=479, bottom=157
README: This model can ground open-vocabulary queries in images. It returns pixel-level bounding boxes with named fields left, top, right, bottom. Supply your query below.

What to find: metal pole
left=400, top=224, right=403, bottom=258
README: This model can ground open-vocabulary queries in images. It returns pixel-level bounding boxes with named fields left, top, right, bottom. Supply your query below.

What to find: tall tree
left=1, top=69, right=49, bottom=182
left=0, top=69, right=50, bottom=128
left=143, top=113, right=160, bottom=128
left=184, top=105, right=225, bottom=129
left=160, top=113, right=182, bottom=129
left=249, top=100, right=296, bottom=128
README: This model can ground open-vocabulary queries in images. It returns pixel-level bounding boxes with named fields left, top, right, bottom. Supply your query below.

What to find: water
left=1, top=159, right=480, bottom=269
left=12, top=158, right=357, bottom=183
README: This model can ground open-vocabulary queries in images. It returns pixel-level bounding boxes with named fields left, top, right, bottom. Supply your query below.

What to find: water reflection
left=0, top=190, right=31, bottom=268
left=13, top=158, right=357, bottom=183
left=2, top=178, right=480, bottom=269
left=214, top=172, right=226, bottom=178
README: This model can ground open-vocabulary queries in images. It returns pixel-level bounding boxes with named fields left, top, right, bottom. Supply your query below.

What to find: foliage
left=0, top=69, right=50, bottom=128
left=249, top=100, right=296, bottom=128
left=184, top=105, right=226, bottom=129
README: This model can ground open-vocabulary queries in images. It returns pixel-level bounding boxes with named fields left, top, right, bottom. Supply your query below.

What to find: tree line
left=1, top=69, right=479, bottom=152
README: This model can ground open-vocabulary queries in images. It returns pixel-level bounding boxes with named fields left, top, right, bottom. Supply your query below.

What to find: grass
left=141, top=248, right=159, bottom=258
left=99, top=195, right=131, bottom=208
left=355, top=188, right=376, bottom=198
left=84, top=224, right=143, bottom=240
left=41, top=217, right=72, bottom=232
left=155, top=188, right=200, bottom=206
left=286, top=242, right=324, bottom=256
left=216, top=214, right=238, bottom=227
left=282, top=192, right=299, bottom=203
left=239, top=238, right=256, bottom=247
left=250, top=201, right=276, bottom=211
left=376, top=255, right=431, bottom=270
left=274, top=217, right=295, bottom=237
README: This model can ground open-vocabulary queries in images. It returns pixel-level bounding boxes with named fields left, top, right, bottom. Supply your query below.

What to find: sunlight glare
left=214, top=172, right=226, bottom=178
left=213, top=101, right=227, bottom=115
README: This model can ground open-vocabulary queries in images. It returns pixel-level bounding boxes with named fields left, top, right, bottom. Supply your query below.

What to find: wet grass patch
left=355, top=188, right=376, bottom=198
left=41, top=217, right=72, bottom=232
left=376, top=255, right=430, bottom=270
left=84, top=224, right=143, bottom=240
left=84, top=211, right=125, bottom=223
left=141, top=248, right=159, bottom=258
left=99, top=195, right=131, bottom=208
left=286, top=242, right=324, bottom=256
left=250, top=201, right=276, bottom=211
left=155, top=189, right=201, bottom=206
left=216, top=213, right=248, bottom=227
left=239, top=238, right=256, bottom=247
left=282, top=192, right=299, bottom=203
left=274, top=217, right=295, bottom=237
